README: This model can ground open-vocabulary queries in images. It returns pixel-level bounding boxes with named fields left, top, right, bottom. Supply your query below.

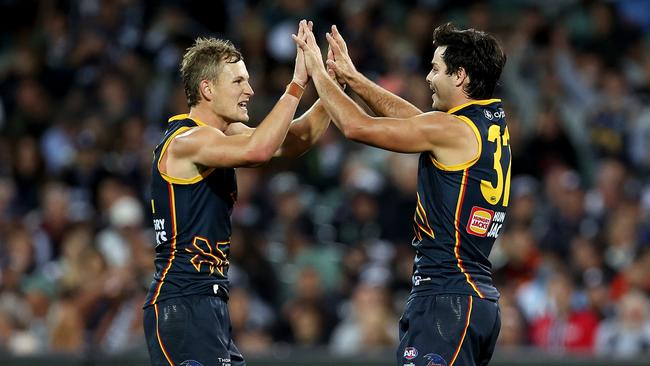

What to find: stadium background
left=1, top=0, right=650, bottom=365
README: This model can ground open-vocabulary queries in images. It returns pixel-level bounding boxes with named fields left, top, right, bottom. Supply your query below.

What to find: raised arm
left=293, top=24, right=478, bottom=165
left=275, top=99, right=330, bottom=157
left=326, top=25, right=422, bottom=118
left=169, top=86, right=302, bottom=168
left=223, top=21, right=333, bottom=159
left=224, top=98, right=331, bottom=159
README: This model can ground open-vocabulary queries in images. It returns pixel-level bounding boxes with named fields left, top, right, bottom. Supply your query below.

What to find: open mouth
left=238, top=101, right=248, bottom=112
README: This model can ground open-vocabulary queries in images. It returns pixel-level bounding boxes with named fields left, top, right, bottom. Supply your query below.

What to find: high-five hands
left=292, top=20, right=313, bottom=88
left=293, top=22, right=354, bottom=89
left=292, top=22, right=326, bottom=77
left=325, top=25, right=357, bottom=86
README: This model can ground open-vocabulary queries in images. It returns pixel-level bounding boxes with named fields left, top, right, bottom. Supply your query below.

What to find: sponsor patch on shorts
left=466, top=206, right=494, bottom=237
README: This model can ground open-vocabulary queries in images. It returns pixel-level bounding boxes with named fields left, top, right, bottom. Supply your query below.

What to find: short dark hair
left=432, top=23, right=506, bottom=100
left=180, top=37, right=243, bottom=107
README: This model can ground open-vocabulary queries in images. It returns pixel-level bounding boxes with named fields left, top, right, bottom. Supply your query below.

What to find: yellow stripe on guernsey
left=168, top=113, right=207, bottom=126
left=154, top=303, right=175, bottom=366
left=430, top=99, right=499, bottom=171
left=158, top=115, right=215, bottom=184
left=449, top=296, right=473, bottom=366
left=152, top=183, right=178, bottom=305
left=430, top=115, right=483, bottom=171
left=415, top=192, right=435, bottom=239
left=446, top=98, right=501, bottom=114
left=454, top=169, right=485, bottom=298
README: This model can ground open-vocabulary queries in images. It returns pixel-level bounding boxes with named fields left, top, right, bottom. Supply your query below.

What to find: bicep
left=349, top=113, right=458, bottom=153
left=170, top=126, right=262, bottom=168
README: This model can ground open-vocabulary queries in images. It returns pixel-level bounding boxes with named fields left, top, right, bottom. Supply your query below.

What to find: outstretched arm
left=225, top=99, right=331, bottom=158
left=226, top=33, right=342, bottom=159
left=276, top=99, right=330, bottom=157
left=293, top=23, right=477, bottom=162
left=275, top=21, right=333, bottom=158
left=326, top=25, right=422, bottom=118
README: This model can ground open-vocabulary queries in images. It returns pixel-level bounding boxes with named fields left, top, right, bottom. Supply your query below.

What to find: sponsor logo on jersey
left=217, top=357, right=231, bottom=366
left=404, top=347, right=418, bottom=360
left=484, top=109, right=493, bottom=120
left=424, top=353, right=447, bottom=366
left=466, top=206, right=494, bottom=237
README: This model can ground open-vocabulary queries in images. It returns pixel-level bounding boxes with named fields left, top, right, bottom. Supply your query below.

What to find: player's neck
left=446, top=95, right=474, bottom=112
left=188, top=105, right=227, bottom=131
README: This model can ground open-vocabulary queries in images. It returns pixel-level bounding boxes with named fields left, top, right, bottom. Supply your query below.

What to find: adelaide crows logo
left=185, top=236, right=229, bottom=275
left=423, top=353, right=447, bottom=366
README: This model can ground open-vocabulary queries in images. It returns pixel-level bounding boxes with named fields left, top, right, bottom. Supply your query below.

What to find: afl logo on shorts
left=403, top=347, right=418, bottom=360
left=466, top=206, right=494, bottom=237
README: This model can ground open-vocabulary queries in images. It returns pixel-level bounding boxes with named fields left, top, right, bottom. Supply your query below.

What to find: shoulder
left=415, top=111, right=466, bottom=127
left=168, top=125, right=225, bottom=157
left=415, top=111, right=477, bottom=138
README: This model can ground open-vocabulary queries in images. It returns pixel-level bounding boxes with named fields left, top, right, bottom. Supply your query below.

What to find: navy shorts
left=143, top=294, right=245, bottom=366
left=397, top=294, right=500, bottom=366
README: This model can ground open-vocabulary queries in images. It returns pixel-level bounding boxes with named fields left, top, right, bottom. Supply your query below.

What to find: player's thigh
left=143, top=296, right=244, bottom=366
left=473, top=299, right=500, bottom=366
left=396, top=294, right=498, bottom=366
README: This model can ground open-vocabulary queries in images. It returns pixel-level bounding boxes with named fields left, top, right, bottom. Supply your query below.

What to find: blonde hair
left=180, top=37, right=243, bottom=107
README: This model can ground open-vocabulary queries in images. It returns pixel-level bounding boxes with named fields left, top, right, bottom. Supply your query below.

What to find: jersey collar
left=446, top=99, right=501, bottom=114
left=167, top=114, right=207, bottom=126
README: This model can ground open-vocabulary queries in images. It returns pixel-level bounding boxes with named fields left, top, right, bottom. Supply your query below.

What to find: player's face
left=425, top=46, right=455, bottom=111
left=211, top=60, right=254, bottom=123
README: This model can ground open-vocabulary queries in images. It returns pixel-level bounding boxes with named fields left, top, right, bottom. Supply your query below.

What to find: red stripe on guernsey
left=453, top=170, right=485, bottom=298
left=151, top=183, right=178, bottom=305
left=155, top=303, right=175, bottom=366
left=449, top=296, right=473, bottom=366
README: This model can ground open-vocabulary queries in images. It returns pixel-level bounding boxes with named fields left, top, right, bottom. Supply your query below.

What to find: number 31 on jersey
left=480, top=125, right=511, bottom=207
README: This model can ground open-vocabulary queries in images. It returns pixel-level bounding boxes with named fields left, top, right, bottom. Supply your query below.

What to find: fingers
left=292, top=34, right=308, bottom=50
left=305, top=28, right=318, bottom=48
left=294, top=19, right=321, bottom=54
left=326, top=59, right=337, bottom=71
left=326, top=46, right=336, bottom=74
left=326, top=33, right=343, bottom=57
left=327, top=67, right=337, bottom=80
left=331, top=24, right=348, bottom=53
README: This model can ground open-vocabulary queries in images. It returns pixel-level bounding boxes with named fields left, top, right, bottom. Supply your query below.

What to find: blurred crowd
left=1, top=0, right=650, bottom=360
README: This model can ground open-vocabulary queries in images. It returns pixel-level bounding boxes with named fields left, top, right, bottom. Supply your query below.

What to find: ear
left=454, top=67, right=468, bottom=88
left=199, top=79, right=213, bottom=102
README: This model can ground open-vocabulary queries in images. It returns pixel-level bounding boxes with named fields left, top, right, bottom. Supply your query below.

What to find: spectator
left=595, top=290, right=650, bottom=358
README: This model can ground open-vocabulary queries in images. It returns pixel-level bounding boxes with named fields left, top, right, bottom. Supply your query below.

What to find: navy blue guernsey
left=411, top=99, right=510, bottom=301
left=144, top=114, right=237, bottom=308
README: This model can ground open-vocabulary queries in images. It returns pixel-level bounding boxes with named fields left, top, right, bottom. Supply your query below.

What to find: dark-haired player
left=295, top=22, right=509, bottom=366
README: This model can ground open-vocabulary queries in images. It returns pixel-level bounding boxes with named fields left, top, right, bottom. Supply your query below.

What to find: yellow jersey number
left=480, top=125, right=511, bottom=207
